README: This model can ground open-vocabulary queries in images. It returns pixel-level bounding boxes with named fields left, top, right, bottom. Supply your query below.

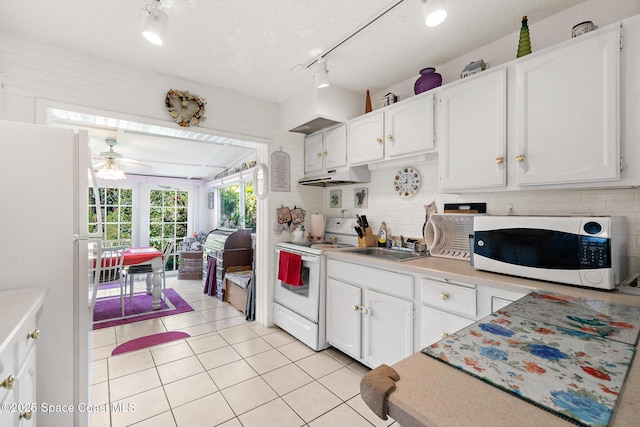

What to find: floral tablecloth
left=422, top=291, right=640, bottom=427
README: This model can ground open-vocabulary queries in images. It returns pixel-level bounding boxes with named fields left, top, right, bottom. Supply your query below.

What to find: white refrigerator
left=0, top=119, right=93, bottom=427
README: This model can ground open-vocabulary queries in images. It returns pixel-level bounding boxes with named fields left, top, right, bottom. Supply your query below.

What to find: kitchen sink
left=341, top=247, right=428, bottom=261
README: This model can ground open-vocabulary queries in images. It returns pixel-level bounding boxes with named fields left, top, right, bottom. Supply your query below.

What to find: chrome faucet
left=341, top=209, right=348, bottom=218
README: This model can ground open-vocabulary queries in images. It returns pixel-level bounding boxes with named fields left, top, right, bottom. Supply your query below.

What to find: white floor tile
left=208, top=359, right=259, bottom=390
left=150, top=341, right=195, bottom=366
left=295, top=352, right=345, bottom=379
left=217, top=324, right=259, bottom=344
left=110, top=387, right=170, bottom=427
left=346, top=395, right=396, bottom=427
left=156, top=355, right=205, bottom=385
left=238, top=397, right=305, bottom=427
left=261, top=363, right=314, bottom=396
left=318, top=366, right=362, bottom=401
left=261, top=330, right=297, bottom=347
left=110, top=367, right=162, bottom=401
left=197, top=345, right=242, bottom=370
left=282, top=381, right=341, bottom=422
left=163, top=371, right=218, bottom=408
left=90, top=358, right=108, bottom=385
left=277, top=340, right=317, bottom=361
left=172, top=392, right=235, bottom=427
left=187, top=332, right=228, bottom=354
left=245, top=348, right=291, bottom=374
left=129, top=411, right=176, bottom=427
left=108, top=350, right=155, bottom=379
left=231, top=336, right=274, bottom=358
left=221, top=376, right=278, bottom=415
left=308, top=402, right=374, bottom=427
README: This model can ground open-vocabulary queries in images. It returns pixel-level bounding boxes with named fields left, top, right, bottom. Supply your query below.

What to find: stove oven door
left=274, top=246, right=322, bottom=323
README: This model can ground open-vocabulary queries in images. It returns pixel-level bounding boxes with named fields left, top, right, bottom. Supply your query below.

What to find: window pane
left=244, top=180, right=256, bottom=232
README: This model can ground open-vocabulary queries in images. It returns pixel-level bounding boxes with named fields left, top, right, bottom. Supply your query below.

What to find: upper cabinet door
left=515, top=26, right=620, bottom=186
left=385, top=93, right=435, bottom=158
left=439, top=68, right=507, bottom=191
left=323, top=124, right=347, bottom=169
left=303, top=132, right=323, bottom=174
left=348, top=110, right=384, bottom=165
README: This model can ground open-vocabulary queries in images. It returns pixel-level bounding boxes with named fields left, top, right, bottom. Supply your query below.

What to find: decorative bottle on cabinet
left=414, top=67, right=442, bottom=94
left=365, top=90, right=372, bottom=113
left=517, top=15, right=532, bottom=58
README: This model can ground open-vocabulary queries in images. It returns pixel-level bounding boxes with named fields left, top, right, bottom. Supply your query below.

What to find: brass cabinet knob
left=353, top=305, right=359, bottom=311
left=20, top=410, right=33, bottom=420
left=441, top=332, right=449, bottom=339
left=316, top=152, right=322, bottom=158
left=376, top=137, right=383, bottom=143
left=440, top=292, right=449, bottom=301
left=1, top=374, right=15, bottom=389
left=322, top=151, right=327, bottom=156
left=495, top=156, right=504, bottom=164
left=386, top=134, right=393, bottom=140
left=362, top=308, right=369, bottom=315
left=28, top=329, right=40, bottom=340
left=515, top=154, right=526, bottom=162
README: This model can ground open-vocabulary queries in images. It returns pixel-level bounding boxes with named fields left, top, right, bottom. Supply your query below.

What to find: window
left=218, top=180, right=256, bottom=231
left=89, top=187, right=133, bottom=246
left=149, top=189, right=188, bottom=271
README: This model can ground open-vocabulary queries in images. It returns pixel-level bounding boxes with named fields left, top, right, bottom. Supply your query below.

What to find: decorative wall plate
left=394, top=167, right=420, bottom=197
left=253, top=163, right=268, bottom=200
left=165, top=89, right=207, bottom=127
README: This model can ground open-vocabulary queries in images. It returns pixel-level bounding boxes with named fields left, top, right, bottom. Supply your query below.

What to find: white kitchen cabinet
left=385, top=94, right=435, bottom=158
left=363, top=289, right=414, bottom=367
left=326, top=259, right=414, bottom=368
left=514, top=25, right=620, bottom=186
left=419, top=276, right=530, bottom=348
left=348, top=93, right=434, bottom=166
left=0, top=288, right=46, bottom=427
left=421, top=305, right=475, bottom=348
left=438, top=68, right=507, bottom=191
left=304, top=124, right=347, bottom=175
left=348, top=110, right=385, bottom=165
left=326, top=278, right=361, bottom=360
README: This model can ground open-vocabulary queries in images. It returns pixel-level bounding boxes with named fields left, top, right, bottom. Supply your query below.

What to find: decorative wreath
left=165, top=89, right=207, bottom=127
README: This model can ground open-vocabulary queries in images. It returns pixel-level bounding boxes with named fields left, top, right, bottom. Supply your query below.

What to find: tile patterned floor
left=89, top=277, right=398, bottom=427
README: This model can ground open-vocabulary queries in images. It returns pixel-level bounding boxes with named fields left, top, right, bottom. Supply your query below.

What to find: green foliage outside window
left=218, top=181, right=256, bottom=231
left=88, top=187, right=133, bottom=247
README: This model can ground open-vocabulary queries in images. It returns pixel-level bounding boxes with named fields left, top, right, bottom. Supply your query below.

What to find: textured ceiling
left=0, top=0, right=586, bottom=180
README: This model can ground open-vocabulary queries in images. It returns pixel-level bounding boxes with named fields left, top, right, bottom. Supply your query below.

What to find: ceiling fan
left=93, top=138, right=150, bottom=180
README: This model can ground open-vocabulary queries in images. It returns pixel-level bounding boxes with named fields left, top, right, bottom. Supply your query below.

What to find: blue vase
left=414, top=67, right=442, bottom=95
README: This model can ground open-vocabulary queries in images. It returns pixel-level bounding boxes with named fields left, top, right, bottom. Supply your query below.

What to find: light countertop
left=324, top=250, right=640, bottom=426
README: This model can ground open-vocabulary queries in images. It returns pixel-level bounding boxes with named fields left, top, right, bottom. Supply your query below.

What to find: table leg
left=150, top=256, right=163, bottom=310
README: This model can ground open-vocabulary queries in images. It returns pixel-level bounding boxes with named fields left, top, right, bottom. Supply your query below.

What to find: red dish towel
left=278, top=251, right=304, bottom=287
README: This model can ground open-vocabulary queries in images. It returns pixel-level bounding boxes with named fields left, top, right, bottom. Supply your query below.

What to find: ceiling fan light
left=311, top=58, right=330, bottom=88
left=96, top=159, right=126, bottom=180
left=422, top=0, right=447, bottom=27
left=142, top=2, right=169, bottom=46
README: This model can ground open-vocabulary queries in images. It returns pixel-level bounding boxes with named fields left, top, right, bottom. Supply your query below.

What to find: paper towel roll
left=310, top=214, right=325, bottom=238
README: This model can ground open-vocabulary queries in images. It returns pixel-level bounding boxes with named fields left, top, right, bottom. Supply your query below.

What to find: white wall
left=326, top=0, right=640, bottom=274
left=0, top=29, right=317, bottom=325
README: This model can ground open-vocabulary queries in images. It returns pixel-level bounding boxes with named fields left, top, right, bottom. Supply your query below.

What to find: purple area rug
left=93, top=288, right=194, bottom=330
left=111, top=331, right=191, bottom=356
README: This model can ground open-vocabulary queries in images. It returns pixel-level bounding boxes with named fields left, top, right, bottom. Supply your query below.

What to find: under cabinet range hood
left=298, top=165, right=370, bottom=186
left=281, top=84, right=362, bottom=135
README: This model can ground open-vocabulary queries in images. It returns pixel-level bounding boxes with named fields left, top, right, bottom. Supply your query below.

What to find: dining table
left=123, top=247, right=164, bottom=310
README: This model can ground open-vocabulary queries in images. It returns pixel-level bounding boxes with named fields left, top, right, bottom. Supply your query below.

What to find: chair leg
left=130, top=273, right=135, bottom=309
left=120, top=275, right=125, bottom=317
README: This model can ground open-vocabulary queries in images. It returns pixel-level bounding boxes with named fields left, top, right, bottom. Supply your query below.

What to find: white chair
left=124, top=239, right=175, bottom=307
left=89, top=243, right=128, bottom=316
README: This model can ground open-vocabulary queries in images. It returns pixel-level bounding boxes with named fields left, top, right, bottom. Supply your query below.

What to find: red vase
left=414, top=67, right=442, bottom=94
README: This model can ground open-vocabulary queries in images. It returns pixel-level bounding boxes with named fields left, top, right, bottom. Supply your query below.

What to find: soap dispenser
left=377, top=222, right=388, bottom=247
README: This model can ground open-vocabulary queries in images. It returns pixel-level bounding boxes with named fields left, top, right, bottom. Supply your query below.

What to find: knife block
left=358, top=228, right=377, bottom=247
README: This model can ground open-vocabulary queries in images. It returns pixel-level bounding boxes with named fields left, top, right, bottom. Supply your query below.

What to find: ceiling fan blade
left=93, top=160, right=107, bottom=169
left=118, top=158, right=152, bottom=168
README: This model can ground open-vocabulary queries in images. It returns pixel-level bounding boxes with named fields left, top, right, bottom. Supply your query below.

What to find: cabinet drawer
left=421, top=305, right=475, bottom=348
left=327, top=259, right=413, bottom=300
left=421, top=278, right=476, bottom=317
left=0, top=315, right=37, bottom=402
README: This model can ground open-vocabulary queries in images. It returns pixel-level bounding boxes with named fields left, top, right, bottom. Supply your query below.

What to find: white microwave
left=472, top=216, right=627, bottom=290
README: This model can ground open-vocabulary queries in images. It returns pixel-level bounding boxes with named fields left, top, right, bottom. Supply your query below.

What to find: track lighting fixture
left=311, top=58, right=330, bottom=88
left=142, top=0, right=169, bottom=46
left=421, top=0, right=448, bottom=27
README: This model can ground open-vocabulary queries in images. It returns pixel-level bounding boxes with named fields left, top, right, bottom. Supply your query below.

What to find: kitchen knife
left=361, top=215, right=369, bottom=229
left=354, top=225, right=364, bottom=238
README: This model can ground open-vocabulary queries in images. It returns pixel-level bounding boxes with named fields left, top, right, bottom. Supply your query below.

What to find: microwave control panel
left=579, top=236, right=610, bottom=268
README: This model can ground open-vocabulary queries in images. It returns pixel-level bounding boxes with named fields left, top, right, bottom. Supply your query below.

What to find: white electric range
left=274, top=217, right=359, bottom=350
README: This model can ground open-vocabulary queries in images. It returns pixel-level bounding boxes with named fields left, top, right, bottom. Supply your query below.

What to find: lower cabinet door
left=326, top=278, right=361, bottom=360
left=421, top=305, right=475, bottom=348
left=363, top=290, right=413, bottom=368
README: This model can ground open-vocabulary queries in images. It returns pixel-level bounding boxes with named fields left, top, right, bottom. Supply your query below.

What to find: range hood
left=298, top=165, right=370, bottom=187
left=280, top=84, right=362, bottom=135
